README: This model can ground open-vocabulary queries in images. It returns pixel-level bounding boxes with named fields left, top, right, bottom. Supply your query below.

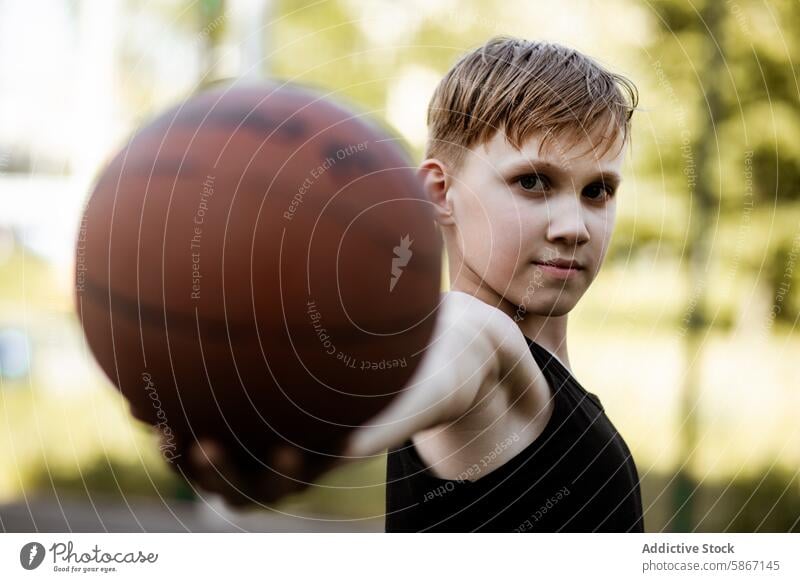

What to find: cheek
left=587, top=204, right=617, bottom=261
left=601, top=203, right=617, bottom=241
left=461, top=208, right=531, bottom=284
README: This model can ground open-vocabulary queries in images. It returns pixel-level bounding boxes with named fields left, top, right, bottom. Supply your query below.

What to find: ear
left=418, top=158, right=455, bottom=226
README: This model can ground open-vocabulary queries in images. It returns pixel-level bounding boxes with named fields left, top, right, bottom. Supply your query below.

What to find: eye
left=517, top=173, right=548, bottom=193
left=583, top=182, right=616, bottom=201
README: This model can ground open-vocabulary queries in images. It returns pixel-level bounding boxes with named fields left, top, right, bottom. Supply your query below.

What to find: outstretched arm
left=342, top=290, right=530, bottom=457
left=182, top=290, right=540, bottom=506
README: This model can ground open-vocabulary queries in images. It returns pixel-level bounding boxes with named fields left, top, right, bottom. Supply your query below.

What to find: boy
left=186, top=36, right=642, bottom=532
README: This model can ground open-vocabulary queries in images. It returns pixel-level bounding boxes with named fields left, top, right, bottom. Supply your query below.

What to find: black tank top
left=385, top=336, right=644, bottom=532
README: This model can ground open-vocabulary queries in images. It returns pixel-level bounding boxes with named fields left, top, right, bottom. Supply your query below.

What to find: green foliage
left=28, top=455, right=187, bottom=502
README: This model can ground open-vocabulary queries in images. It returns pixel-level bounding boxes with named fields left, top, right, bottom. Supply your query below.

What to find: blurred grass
left=0, top=375, right=178, bottom=502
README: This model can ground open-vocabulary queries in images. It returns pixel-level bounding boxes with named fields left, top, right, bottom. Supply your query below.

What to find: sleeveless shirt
left=384, top=336, right=644, bottom=532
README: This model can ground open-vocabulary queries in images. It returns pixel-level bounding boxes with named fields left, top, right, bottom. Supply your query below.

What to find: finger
left=188, top=439, right=246, bottom=498
left=254, top=446, right=305, bottom=501
left=271, top=445, right=302, bottom=476
left=223, top=445, right=304, bottom=507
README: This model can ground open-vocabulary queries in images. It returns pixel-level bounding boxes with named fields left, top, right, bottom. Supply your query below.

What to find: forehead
left=473, top=126, right=626, bottom=174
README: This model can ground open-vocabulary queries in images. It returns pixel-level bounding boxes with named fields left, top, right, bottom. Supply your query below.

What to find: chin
left=520, top=289, right=582, bottom=317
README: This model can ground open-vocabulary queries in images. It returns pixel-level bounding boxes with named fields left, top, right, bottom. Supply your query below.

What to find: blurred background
left=0, top=0, right=798, bottom=532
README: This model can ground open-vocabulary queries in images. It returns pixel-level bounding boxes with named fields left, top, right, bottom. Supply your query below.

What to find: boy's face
left=435, top=127, right=625, bottom=317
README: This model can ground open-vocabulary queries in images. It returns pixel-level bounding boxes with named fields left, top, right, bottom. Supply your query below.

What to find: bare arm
left=342, top=290, right=506, bottom=457
left=344, top=291, right=542, bottom=458
left=183, top=290, right=541, bottom=506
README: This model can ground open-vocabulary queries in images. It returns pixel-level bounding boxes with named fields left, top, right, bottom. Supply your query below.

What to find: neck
left=514, top=311, right=571, bottom=371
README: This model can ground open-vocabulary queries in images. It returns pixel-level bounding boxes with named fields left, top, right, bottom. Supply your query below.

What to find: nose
left=544, top=193, right=590, bottom=247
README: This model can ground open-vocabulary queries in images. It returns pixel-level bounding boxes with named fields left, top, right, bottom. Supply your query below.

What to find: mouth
left=531, top=259, right=585, bottom=279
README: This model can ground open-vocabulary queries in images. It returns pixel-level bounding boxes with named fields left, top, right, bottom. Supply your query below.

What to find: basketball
left=75, top=82, right=442, bottom=469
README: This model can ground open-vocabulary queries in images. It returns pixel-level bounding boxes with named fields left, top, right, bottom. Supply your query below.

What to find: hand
left=343, top=290, right=540, bottom=458
left=178, top=438, right=344, bottom=508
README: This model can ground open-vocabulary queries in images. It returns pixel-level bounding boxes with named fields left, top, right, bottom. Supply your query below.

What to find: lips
left=533, top=258, right=584, bottom=270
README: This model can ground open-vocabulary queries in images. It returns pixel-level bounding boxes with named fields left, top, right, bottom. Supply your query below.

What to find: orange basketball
left=75, top=82, right=441, bottom=469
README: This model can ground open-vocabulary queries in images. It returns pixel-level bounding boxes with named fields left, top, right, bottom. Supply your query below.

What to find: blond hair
left=426, top=36, right=638, bottom=168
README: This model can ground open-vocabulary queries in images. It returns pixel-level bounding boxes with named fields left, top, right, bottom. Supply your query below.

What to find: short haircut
left=425, top=36, right=639, bottom=169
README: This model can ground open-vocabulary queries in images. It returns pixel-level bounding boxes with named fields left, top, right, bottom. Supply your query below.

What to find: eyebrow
left=498, top=158, right=623, bottom=187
